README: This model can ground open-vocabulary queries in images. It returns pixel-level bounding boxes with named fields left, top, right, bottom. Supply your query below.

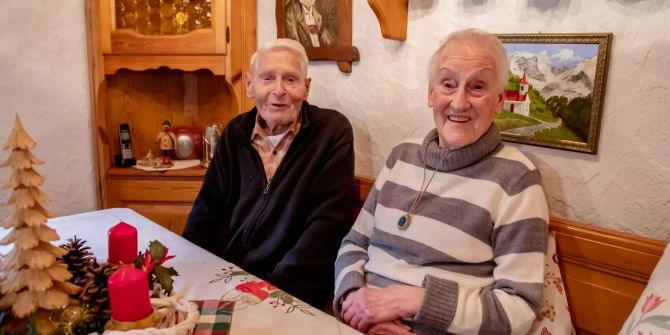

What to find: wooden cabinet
left=85, top=0, right=256, bottom=233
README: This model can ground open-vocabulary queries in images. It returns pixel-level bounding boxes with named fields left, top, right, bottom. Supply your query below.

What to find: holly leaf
left=149, top=240, right=166, bottom=261
left=231, top=271, right=249, bottom=276
left=165, top=266, right=179, bottom=277
left=269, top=291, right=283, bottom=298
left=155, top=264, right=175, bottom=294
left=280, top=294, right=294, bottom=304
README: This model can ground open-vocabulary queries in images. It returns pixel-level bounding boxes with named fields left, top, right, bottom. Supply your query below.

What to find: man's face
left=428, top=41, right=504, bottom=149
left=246, top=50, right=310, bottom=130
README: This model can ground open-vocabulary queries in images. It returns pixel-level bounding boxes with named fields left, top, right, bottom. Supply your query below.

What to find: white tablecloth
left=0, top=208, right=362, bottom=335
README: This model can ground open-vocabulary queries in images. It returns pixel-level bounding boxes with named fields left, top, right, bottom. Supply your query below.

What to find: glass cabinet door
left=99, top=0, right=226, bottom=55
left=115, top=0, right=212, bottom=36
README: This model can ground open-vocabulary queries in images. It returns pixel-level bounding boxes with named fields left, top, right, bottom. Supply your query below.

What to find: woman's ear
left=427, top=84, right=435, bottom=108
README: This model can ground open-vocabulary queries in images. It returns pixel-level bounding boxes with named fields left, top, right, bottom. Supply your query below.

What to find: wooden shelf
left=367, top=0, right=408, bottom=41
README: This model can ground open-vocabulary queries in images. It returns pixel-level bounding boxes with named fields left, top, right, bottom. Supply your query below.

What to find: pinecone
left=59, top=236, right=96, bottom=286
left=80, top=261, right=117, bottom=319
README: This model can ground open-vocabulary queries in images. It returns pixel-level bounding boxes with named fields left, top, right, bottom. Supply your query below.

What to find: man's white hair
left=250, top=38, right=309, bottom=77
left=427, top=28, right=509, bottom=89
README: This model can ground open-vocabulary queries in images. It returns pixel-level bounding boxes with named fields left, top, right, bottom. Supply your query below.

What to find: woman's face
left=428, top=42, right=504, bottom=149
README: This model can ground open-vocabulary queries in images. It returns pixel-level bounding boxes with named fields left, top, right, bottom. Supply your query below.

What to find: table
left=0, top=208, right=362, bottom=335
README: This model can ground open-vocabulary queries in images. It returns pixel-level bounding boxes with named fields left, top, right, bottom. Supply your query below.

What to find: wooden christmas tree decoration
left=0, top=115, right=81, bottom=334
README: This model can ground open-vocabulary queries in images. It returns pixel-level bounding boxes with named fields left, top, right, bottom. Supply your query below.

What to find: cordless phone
left=116, top=123, right=136, bottom=167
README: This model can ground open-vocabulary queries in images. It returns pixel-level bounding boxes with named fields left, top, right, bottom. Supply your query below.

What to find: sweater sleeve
left=413, top=169, right=549, bottom=335
left=332, top=163, right=393, bottom=315
left=264, top=117, right=356, bottom=309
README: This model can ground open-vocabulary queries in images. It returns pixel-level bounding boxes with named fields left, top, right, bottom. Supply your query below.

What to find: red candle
left=108, top=266, right=153, bottom=322
left=108, top=221, right=138, bottom=264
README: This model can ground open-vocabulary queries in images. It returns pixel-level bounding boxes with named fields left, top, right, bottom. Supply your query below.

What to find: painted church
left=503, top=71, right=530, bottom=117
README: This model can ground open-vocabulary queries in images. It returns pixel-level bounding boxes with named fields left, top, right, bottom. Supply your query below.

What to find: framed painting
left=276, top=0, right=359, bottom=73
left=494, top=33, right=612, bottom=154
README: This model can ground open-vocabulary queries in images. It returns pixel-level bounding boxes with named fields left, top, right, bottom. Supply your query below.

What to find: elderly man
left=334, top=29, right=548, bottom=334
left=183, top=38, right=354, bottom=309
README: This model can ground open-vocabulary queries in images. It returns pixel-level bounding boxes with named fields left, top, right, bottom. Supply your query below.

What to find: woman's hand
left=341, top=285, right=424, bottom=332
left=368, top=319, right=414, bottom=335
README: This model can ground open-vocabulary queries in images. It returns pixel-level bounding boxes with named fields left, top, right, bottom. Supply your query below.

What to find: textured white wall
left=0, top=1, right=96, bottom=222
left=259, top=0, right=670, bottom=240
left=1, top=1, right=668, bottom=241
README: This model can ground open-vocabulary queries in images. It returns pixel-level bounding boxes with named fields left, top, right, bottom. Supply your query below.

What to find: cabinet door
left=106, top=178, right=202, bottom=234
left=99, top=0, right=227, bottom=55
left=125, top=203, right=191, bottom=234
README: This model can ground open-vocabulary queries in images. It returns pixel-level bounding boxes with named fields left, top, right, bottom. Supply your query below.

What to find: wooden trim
left=103, top=55, right=226, bottom=75
left=110, top=29, right=219, bottom=54
left=367, top=0, right=408, bottom=41
left=212, top=0, right=227, bottom=54
left=85, top=0, right=108, bottom=208
left=353, top=176, right=666, bottom=335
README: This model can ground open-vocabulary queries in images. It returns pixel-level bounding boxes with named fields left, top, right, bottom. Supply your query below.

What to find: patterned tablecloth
left=0, top=208, right=362, bottom=335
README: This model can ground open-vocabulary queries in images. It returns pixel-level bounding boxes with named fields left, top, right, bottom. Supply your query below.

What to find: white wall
left=1, top=1, right=668, bottom=241
left=0, top=1, right=96, bottom=222
left=258, top=0, right=670, bottom=240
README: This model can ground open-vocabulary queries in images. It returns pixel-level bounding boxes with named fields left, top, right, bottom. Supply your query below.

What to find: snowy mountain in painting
left=508, top=52, right=596, bottom=100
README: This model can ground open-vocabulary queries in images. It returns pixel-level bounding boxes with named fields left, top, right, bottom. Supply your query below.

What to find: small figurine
left=156, top=120, right=177, bottom=167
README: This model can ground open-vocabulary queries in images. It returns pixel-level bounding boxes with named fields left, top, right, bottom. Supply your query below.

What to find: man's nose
left=272, top=80, right=287, bottom=95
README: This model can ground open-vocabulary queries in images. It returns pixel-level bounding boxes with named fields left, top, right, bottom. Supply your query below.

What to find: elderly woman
left=334, top=29, right=549, bottom=335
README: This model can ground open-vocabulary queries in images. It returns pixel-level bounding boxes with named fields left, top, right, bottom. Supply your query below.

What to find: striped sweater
left=334, top=127, right=548, bottom=335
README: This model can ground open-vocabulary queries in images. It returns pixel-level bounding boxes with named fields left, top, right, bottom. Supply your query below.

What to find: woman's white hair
left=427, top=28, right=509, bottom=89
left=250, top=38, right=309, bottom=77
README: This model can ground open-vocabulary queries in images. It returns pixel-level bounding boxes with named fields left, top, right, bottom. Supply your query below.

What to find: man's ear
left=245, top=72, right=253, bottom=98
left=304, top=77, right=311, bottom=100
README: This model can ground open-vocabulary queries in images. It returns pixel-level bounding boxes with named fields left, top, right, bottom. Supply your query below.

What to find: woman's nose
left=451, top=87, right=470, bottom=111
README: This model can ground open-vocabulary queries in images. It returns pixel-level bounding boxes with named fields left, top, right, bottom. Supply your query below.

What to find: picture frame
left=494, top=33, right=612, bottom=154
left=276, top=0, right=359, bottom=73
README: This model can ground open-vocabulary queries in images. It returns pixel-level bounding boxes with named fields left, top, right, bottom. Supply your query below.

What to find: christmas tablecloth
left=0, top=208, right=362, bottom=335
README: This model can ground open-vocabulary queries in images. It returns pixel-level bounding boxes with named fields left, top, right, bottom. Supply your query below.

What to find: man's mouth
left=447, top=115, right=471, bottom=123
left=268, top=103, right=288, bottom=109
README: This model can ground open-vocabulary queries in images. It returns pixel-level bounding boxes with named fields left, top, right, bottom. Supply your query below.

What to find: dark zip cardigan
left=183, top=102, right=355, bottom=308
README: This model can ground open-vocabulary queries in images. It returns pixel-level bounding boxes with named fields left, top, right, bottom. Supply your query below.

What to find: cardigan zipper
left=239, top=116, right=308, bottom=246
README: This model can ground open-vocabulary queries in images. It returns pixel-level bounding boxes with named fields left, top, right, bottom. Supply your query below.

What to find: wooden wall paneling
left=550, top=218, right=666, bottom=334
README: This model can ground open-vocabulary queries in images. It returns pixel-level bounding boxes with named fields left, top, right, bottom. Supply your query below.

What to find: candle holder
left=104, top=295, right=199, bottom=334
left=104, top=310, right=158, bottom=331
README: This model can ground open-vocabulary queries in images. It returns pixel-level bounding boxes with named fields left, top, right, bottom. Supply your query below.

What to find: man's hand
left=341, top=285, right=424, bottom=333
left=368, top=319, right=414, bottom=335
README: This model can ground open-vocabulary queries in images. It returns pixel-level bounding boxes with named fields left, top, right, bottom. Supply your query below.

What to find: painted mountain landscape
left=494, top=43, right=599, bottom=143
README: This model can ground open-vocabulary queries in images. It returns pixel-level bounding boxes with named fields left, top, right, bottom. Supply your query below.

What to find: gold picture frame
left=276, top=0, right=359, bottom=73
left=494, top=33, right=612, bottom=154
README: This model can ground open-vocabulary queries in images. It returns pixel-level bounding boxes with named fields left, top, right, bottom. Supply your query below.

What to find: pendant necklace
left=397, top=148, right=449, bottom=231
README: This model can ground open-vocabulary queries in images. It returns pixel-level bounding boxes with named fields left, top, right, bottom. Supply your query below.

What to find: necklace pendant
left=398, top=214, right=411, bottom=230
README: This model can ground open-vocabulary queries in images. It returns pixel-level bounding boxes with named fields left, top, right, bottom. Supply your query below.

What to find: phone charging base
left=114, top=154, right=137, bottom=167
